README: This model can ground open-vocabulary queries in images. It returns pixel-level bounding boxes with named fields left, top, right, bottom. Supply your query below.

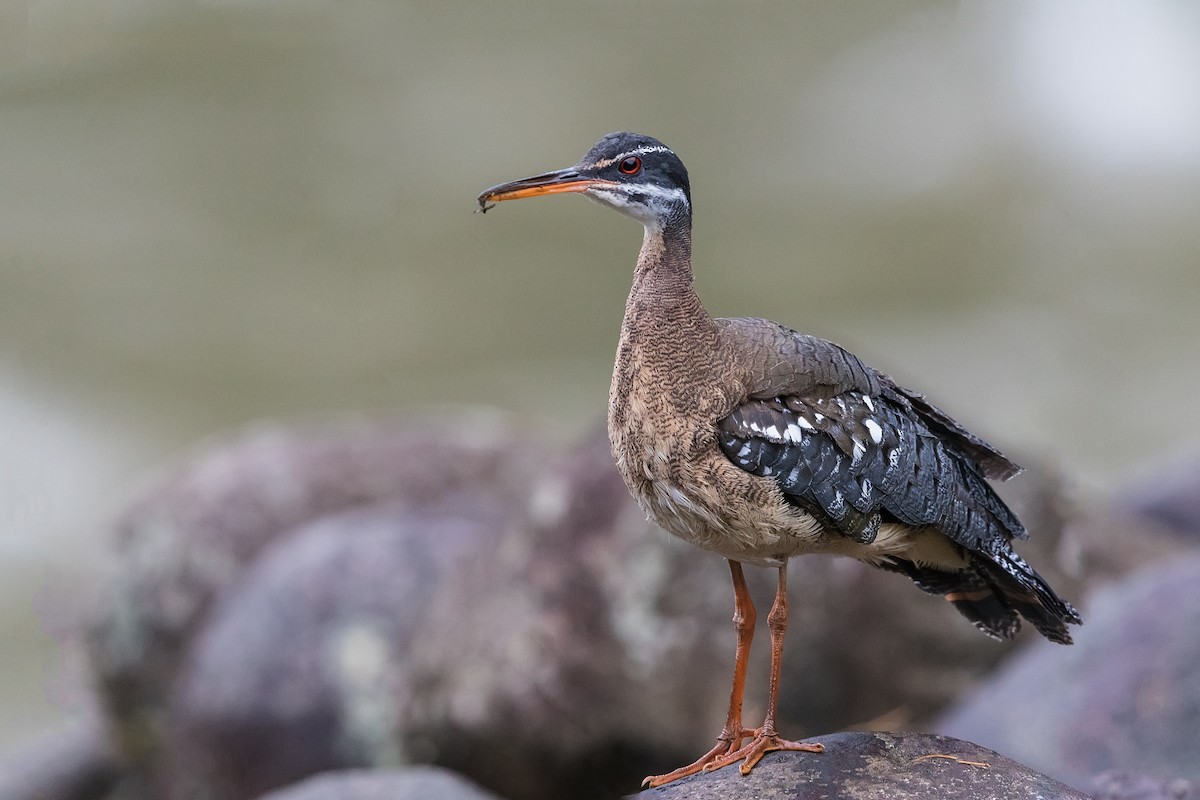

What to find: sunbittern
left=477, top=132, right=1080, bottom=787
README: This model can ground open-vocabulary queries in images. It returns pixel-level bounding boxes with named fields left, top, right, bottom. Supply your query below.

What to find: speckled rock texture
left=60, top=414, right=1190, bottom=800
left=84, top=416, right=714, bottom=800
left=937, top=553, right=1200, bottom=789
left=163, top=508, right=494, bottom=800
left=252, top=767, right=502, bottom=800
left=628, top=732, right=1090, bottom=799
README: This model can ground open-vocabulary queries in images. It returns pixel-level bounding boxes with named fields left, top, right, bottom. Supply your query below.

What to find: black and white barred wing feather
left=715, top=322, right=1080, bottom=643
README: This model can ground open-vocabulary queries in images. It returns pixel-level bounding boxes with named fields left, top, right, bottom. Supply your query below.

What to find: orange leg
left=642, top=560, right=758, bottom=788
left=703, top=560, right=824, bottom=776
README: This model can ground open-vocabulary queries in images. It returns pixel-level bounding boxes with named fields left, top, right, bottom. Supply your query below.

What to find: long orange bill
left=476, top=168, right=616, bottom=212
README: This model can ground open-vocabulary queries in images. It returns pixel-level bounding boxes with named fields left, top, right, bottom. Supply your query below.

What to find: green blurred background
left=2, top=0, right=1199, bottom=752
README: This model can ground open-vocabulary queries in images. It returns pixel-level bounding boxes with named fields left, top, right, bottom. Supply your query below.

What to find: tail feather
left=974, top=553, right=1080, bottom=644
left=880, top=554, right=1080, bottom=644
left=945, top=586, right=1021, bottom=641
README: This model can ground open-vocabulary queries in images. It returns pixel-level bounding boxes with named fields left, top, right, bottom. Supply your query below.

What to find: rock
left=142, top=425, right=1051, bottom=800
left=1060, top=501, right=1197, bottom=586
left=1091, top=771, right=1199, bottom=800
left=164, top=507, right=494, bottom=800
left=0, top=718, right=118, bottom=800
left=81, top=416, right=1146, bottom=800
left=84, top=413, right=547, bottom=792
left=252, top=767, right=502, bottom=800
left=148, top=424, right=715, bottom=800
left=936, top=553, right=1200, bottom=788
left=626, top=732, right=1089, bottom=799
left=1124, top=450, right=1200, bottom=541
left=80, top=417, right=1100, bottom=799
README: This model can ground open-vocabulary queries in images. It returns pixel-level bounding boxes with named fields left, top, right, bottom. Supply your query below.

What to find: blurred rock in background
left=0, top=417, right=1194, bottom=799
left=1090, top=771, right=1199, bottom=800
left=1123, top=450, right=1200, bottom=542
left=254, top=768, right=503, bottom=800
left=0, top=716, right=118, bottom=800
left=933, top=451, right=1200, bottom=793
left=937, top=551, right=1200, bottom=789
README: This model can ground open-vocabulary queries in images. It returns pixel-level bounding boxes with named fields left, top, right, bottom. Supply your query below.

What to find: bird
left=476, top=132, right=1081, bottom=787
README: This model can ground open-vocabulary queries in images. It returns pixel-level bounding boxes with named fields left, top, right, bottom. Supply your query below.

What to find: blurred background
left=2, top=0, right=1199, bottom=763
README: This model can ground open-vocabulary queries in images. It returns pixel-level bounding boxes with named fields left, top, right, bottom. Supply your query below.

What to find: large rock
left=163, top=508, right=494, bottom=800
left=1123, top=449, right=1200, bottom=541
left=628, top=732, right=1090, bottom=799
left=253, top=767, right=502, bottom=800
left=85, top=417, right=717, bottom=799
left=85, top=414, right=549, bottom=794
left=77, top=415, right=1136, bottom=800
left=936, top=553, right=1200, bottom=788
left=148, top=423, right=729, bottom=800
left=0, top=718, right=118, bottom=800
left=1090, top=771, right=1198, bottom=800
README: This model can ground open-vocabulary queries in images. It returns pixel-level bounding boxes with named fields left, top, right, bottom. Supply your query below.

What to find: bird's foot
left=702, top=729, right=824, bottom=777
left=641, top=729, right=753, bottom=788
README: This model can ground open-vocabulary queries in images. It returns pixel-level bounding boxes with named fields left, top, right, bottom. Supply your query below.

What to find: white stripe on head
left=588, top=181, right=689, bottom=211
left=587, top=145, right=675, bottom=170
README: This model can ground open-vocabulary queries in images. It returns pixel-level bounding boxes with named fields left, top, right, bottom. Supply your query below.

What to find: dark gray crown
left=577, top=132, right=692, bottom=210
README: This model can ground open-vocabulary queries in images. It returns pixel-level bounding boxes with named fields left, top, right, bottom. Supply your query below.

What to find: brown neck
left=610, top=218, right=730, bottom=445
left=618, top=220, right=721, bottom=384
left=626, top=223, right=710, bottom=326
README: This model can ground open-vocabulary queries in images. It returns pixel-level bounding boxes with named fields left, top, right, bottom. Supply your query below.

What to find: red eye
left=619, top=156, right=642, bottom=175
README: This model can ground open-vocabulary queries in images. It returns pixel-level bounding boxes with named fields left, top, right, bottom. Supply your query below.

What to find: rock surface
left=163, top=508, right=495, bottom=800
left=253, top=767, right=502, bottom=800
left=628, top=732, right=1090, bottom=799
left=84, top=414, right=550, bottom=795
left=0, top=718, right=118, bottom=800
left=1091, top=771, right=1199, bottom=800
left=1124, top=449, right=1200, bottom=541
left=70, top=414, right=1182, bottom=800
left=937, top=553, right=1200, bottom=788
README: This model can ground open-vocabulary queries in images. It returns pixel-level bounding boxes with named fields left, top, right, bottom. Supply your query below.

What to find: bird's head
left=478, top=132, right=691, bottom=231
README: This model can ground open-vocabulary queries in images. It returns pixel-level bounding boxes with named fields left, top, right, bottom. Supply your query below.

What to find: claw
left=644, top=731, right=823, bottom=787
left=641, top=729, right=753, bottom=788
left=702, top=733, right=824, bottom=777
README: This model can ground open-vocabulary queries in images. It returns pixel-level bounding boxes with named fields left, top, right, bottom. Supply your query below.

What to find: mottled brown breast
left=607, top=306, right=827, bottom=563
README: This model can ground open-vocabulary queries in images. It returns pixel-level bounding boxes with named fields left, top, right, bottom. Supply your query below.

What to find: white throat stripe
left=591, top=181, right=689, bottom=207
